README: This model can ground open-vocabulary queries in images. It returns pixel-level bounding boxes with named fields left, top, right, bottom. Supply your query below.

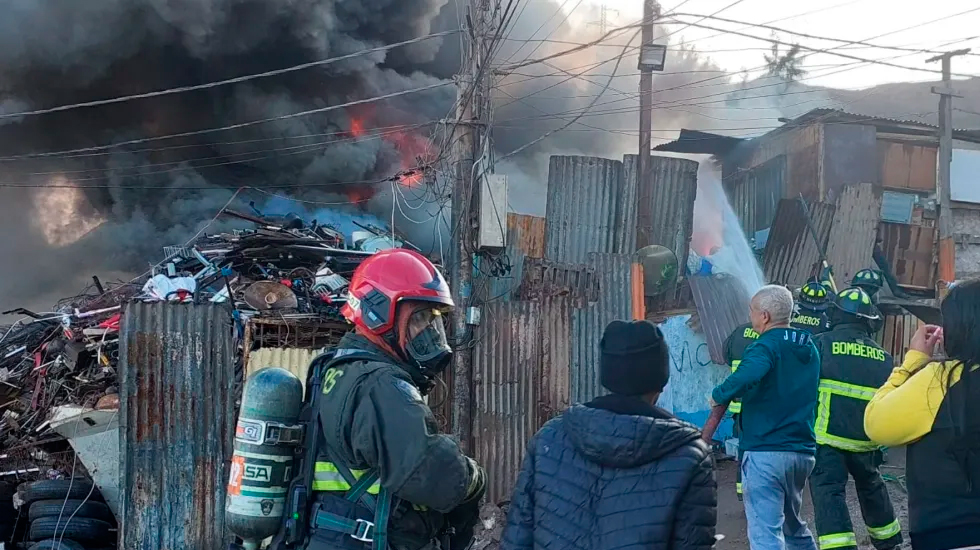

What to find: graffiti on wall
left=658, top=315, right=730, bottom=415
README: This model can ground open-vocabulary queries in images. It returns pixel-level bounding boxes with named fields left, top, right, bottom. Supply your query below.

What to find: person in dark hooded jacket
left=501, top=319, right=717, bottom=550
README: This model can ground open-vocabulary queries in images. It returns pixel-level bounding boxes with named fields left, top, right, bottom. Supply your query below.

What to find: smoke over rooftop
left=0, top=0, right=800, bottom=310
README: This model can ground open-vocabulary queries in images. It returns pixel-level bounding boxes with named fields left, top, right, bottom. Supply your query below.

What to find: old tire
left=28, top=539, right=86, bottom=550
left=0, top=482, right=16, bottom=539
left=20, top=481, right=102, bottom=507
left=28, top=517, right=111, bottom=544
left=29, top=500, right=113, bottom=523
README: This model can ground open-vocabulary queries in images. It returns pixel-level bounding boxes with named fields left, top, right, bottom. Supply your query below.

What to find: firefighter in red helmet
left=301, top=249, right=486, bottom=550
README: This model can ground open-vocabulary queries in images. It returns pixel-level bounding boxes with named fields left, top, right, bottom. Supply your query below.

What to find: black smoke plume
left=0, top=0, right=745, bottom=310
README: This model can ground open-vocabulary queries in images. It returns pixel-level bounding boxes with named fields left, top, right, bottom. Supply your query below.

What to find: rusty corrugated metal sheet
left=488, top=214, right=546, bottom=302
left=246, top=347, right=326, bottom=393
left=624, top=154, right=698, bottom=268
left=728, top=155, right=787, bottom=235
left=518, top=257, right=598, bottom=304
left=688, top=275, right=752, bottom=364
left=120, top=303, right=236, bottom=550
left=826, top=182, right=883, bottom=286
left=545, top=156, right=632, bottom=264
left=570, top=253, right=635, bottom=403
left=762, top=198, right=836, bottom=286
left=472, top=299, right=571, bottom=504
left=508, top=214, right=546, bottom=257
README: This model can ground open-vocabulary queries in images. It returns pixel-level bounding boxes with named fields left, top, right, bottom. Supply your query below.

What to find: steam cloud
left=0, top=0, right=812, bottom=310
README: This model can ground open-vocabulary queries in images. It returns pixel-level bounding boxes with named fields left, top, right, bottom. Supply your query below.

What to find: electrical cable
left=496, top=27, right=640, bottom=163
left=0, top=82, right=452, bottom=161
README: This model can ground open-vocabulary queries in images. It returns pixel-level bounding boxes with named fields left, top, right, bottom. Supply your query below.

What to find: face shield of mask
left=404, top=307, right=452, bottom=374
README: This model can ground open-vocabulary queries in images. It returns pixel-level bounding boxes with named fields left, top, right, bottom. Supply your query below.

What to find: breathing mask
left=403, top=307, right=453, bottom=378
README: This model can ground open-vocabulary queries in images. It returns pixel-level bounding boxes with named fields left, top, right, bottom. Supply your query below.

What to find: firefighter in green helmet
left=792, top=280, right=831, bottom=335
left=809, top=288, right=902, bottom=550
left=852, top=269, right=884, bottom=303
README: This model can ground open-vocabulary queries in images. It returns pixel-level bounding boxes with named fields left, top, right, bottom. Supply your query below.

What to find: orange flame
left=350, top=118, right=365, bottom=138
left=399, top=171, right=423, bottom=187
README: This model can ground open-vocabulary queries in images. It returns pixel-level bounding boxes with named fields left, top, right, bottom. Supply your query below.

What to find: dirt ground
left=716, top=447, right=910, bottom=550
left=473, top=448, right=910, bottom=550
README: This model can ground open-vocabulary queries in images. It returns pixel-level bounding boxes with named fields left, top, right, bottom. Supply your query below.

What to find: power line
left=0, top=82, right=452, bottom=161
left=669, top=13, right=968, bottom=56
left=0, top=31, right=459, bottom=121
left=0, top=122, right=432, bottom=178
left=496, top=27, right=641, bottom=163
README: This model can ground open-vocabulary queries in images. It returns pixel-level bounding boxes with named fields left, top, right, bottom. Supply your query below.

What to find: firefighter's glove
left=463, top=457, right=486, bottom=503
left=445, top=458, right=485, bottom=550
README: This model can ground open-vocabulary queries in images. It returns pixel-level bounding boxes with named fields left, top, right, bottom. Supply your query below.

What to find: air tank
left=226, top=367, right=304, bottom=549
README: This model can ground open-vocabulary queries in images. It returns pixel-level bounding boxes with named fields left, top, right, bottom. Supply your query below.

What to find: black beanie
left=599, top=319, right=670, bottom=396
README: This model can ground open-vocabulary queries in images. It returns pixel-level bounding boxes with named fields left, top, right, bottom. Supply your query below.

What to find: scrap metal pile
left=0, top=207, right=411, bottom=475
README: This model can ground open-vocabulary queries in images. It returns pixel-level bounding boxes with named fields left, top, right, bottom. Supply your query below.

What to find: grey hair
left=752, top=285, right=795, bottom=324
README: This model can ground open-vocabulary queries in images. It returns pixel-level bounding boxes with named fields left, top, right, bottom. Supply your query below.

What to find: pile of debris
left=0, top=207, right=412, bottom=477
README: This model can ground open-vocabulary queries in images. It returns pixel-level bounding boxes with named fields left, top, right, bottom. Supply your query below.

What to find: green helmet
left=798, top=280, right=830, bottom=310
left=833, top=287, right=881, bottom=320
left=852, top=269, right=883, bottom=292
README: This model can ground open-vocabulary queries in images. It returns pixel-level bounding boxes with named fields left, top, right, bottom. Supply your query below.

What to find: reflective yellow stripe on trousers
left=815, top=379, right=879, bottom=453
left=728, top=360, right=742, bottom=414
left=819, top=532, right=857, bottom=550
left=867, top=519, right=901, bottom=540
left=312, top=462, right=381, bottom=494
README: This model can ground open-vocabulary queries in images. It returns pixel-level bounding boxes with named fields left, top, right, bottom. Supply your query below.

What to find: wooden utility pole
left=927, top=48, right=970, bottom=284
left=449, top=0, right=494, bottom=453
left=636, top=0, right=660, bottom=248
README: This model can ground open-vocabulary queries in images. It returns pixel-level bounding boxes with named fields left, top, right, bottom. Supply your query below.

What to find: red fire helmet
left=341, top=248, right=454, bottom=335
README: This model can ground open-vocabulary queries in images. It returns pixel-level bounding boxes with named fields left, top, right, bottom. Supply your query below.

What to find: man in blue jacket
left=502, top=319, right=717, bottom=550
left=711, top=285, right=821, bottom=550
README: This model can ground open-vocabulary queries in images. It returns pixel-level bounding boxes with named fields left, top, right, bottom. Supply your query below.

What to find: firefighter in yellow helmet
left=792, top=280, right=831, bottom=335
left=809, top=288, right=902, bottom=550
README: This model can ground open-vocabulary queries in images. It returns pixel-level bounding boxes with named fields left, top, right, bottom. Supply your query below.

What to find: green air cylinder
left=226, top=367, right=304, bottom=546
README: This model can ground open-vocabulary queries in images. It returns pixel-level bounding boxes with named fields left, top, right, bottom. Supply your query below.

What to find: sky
left=567, top=0, right=980, bottom=89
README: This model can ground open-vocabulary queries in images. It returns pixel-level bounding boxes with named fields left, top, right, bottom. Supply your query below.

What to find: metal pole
left=449, top=0, right=489, bottom=454
left=636, top=0, right=656, bottom=249
left=927, top=48, right=969, bottom=284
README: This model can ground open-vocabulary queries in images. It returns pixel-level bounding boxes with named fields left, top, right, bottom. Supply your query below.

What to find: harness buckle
left=352, top=519, right=375, bottom=542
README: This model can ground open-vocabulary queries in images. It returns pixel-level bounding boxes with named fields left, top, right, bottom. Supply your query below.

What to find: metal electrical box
left=478, top=174, right=508, bottom=249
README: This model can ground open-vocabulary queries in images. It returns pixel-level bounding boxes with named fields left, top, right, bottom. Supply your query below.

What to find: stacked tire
left=19, top=480, right=115, bottom=550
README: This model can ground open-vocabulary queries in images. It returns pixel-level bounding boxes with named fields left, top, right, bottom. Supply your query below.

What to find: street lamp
left=638, top=43, right=667, bottom=72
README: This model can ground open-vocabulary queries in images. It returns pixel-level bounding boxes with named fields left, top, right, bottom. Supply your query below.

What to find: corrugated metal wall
left=624, top=154, right=698, bottom=269
left=826, top=182, right=883, bottom=285
left=730, top=155, right=787, bottom=235
left=489, top=214, right=546, bottom=302
left=570, top=253, right=635, bottom=404
left=688, top=275, right=752, bottom=364
left=120, top=303, right=236, bottom=550
left=471, top=299, right=571, bottom=504
left=545, top=156, right=632, bottom=264
left=762, top=198, right=836, bottom=286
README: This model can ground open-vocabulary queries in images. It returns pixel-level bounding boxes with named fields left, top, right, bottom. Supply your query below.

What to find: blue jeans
left=742, top=451, right=818, bottom=550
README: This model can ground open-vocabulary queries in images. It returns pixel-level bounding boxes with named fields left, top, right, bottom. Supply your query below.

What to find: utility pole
left=588, top=5, right=620, bottom=36
left=927, top=48, right=970, bottom=284
left=449, top=0, right=494, bottom=453
left=636, top=0, right=661, bottom=248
